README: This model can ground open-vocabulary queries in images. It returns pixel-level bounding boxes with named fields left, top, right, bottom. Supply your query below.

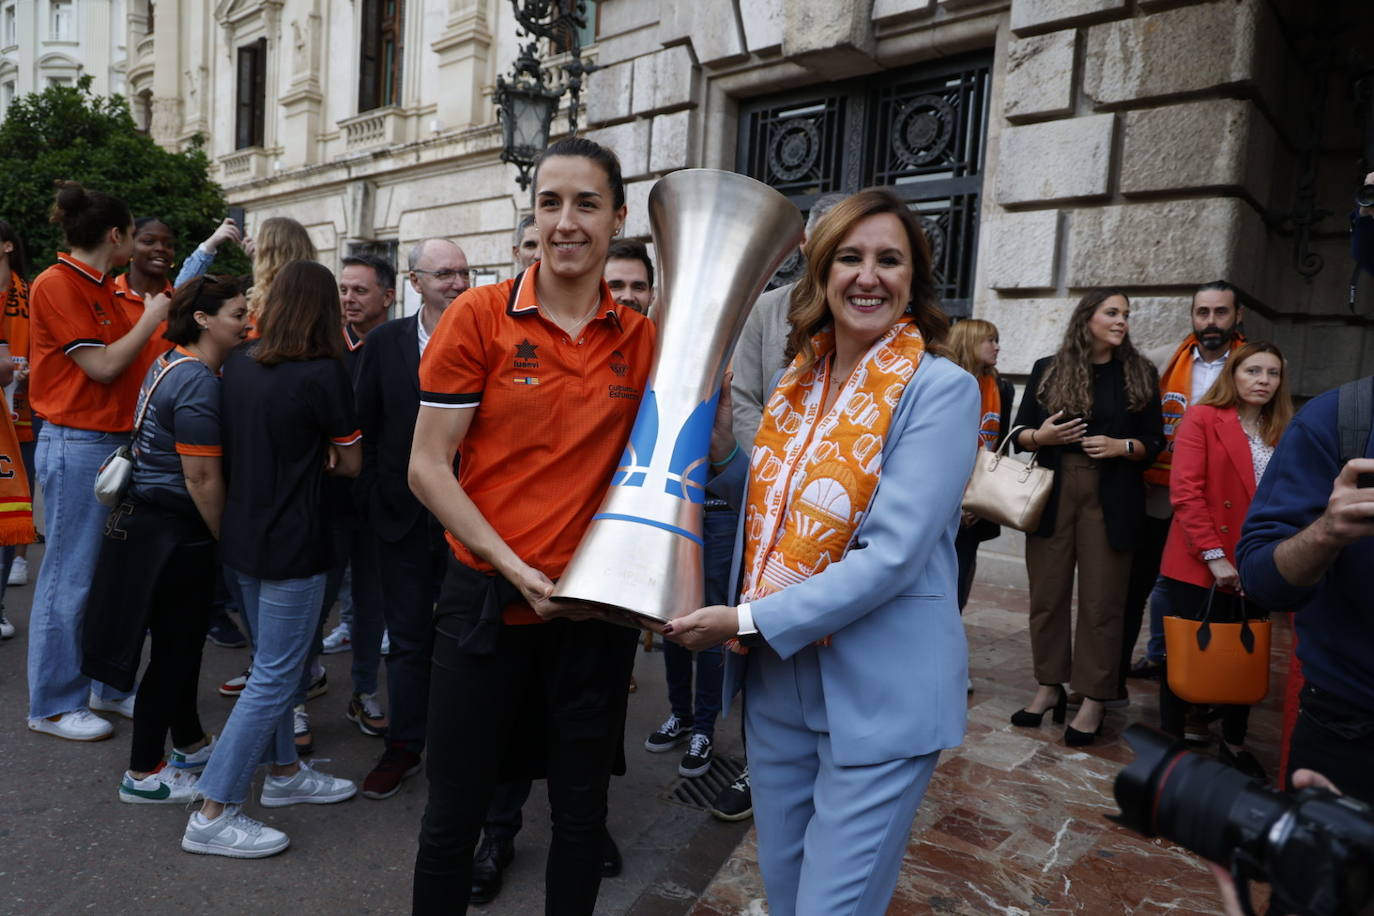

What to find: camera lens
left=1112, top=725, right=1288, bottom=864
left=1358, top=184, right=1374, bottom=209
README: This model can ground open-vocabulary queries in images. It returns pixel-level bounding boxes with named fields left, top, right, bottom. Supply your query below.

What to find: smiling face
left=132, top=220, right=174, bottom=280
left=339, top=263, right=393, bottom=334
left=1087, top=295, right=1130, bottom=355
left=199, top=293, right=251, bottom=351
left=534, top=155, right=625, bottom=282
left=1233, top=351, right=1282, bottom=409
left=409, top=240, right=470, bottom=312
left=603, top=257, right=652, bottom=314
left=823, top=212, right=914, bottom=353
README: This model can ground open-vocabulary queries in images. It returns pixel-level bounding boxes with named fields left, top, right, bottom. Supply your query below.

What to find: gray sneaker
left=181, top=805, right=289, bottom=859
left=260, top=760, right=357, bottom=807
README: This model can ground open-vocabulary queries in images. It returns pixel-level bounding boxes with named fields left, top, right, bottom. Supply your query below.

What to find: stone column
left=280, top=5, right=323, bottom=166
left=431, top=0, right=492, bottom=131
left=149, top=0, right=182, bottom=148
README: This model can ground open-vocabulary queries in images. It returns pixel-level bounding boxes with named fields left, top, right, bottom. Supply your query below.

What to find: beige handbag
left=961, top=426, right=1055, bottom=532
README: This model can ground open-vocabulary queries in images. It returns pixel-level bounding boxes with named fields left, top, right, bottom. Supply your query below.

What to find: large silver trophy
left=551, top=169, right=804, bottom=624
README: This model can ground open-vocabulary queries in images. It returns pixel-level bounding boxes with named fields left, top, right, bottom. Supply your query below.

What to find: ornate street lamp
left=494, top=0, right=598, bottom=190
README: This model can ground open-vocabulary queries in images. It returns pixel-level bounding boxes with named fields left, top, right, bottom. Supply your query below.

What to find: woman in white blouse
left=1157, top=341, right=1293, bottom=778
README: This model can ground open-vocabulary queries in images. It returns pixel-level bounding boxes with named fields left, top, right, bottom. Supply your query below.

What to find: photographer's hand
left=1274, top=458, right=1374, bottom=588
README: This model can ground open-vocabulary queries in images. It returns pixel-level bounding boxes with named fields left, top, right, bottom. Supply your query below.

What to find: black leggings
left=1158, top=578, right=1252, bottom=746
left=129, top=537, right=215, bottom=773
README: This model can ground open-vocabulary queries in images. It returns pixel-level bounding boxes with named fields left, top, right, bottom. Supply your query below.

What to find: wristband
left=710, top=442, right=739, bottom=467
left=1030, top=430, right=1039, bottom=446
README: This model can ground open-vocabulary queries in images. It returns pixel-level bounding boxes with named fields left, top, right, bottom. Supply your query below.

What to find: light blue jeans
left=197, top=569, right=327, bottom=805
left=28, top=423, right=132, bottom=719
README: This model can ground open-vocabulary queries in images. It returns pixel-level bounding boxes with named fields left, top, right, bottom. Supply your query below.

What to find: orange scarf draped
left=1146, top=334, right=1244, bottom=486
left=0, top=387, right=34, bottom=545
left=737, top=319, right=925, bottom=649
left=977, top=373, right=1001, bottom=451
left=3, top=273, right=32, bottom=442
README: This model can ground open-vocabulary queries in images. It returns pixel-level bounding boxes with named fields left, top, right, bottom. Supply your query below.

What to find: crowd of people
left=3, top=142, right=1373, bottom=915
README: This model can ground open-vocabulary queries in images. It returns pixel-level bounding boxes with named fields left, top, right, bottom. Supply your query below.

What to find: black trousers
left=377, top=516, right=449, bottom=753
left=1287, top=683, right=1374, bottom=806
left=413, top=562, right=638, bottom=915
left=1157, top=578, right=1251, bottom=746
left=1118, top=513, right=1170, bottom=694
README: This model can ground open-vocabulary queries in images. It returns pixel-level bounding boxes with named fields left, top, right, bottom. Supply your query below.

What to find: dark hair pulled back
left=165, top=274, right=247, bottom=346
left=533, top=137, right=626, bottom=210
left=49, top=181, right=133, bottom=251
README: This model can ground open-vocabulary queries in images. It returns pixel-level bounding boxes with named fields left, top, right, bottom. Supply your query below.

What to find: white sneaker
left=89, top=690, right=135, bottom=719
left=120, top=766, right=200, bottom=804
left=261, top=760, right=357, bottom=807
left=321, top=622, right=351, bottom=655
left=182, top=805, right=290, bottom=859
left=7, top=555, right=28, bottom=586
left=27, top=709, right=114, bottom=741
left=170, top=735, right=216, bottom=771
left=0, top=610, right=13, bottom=639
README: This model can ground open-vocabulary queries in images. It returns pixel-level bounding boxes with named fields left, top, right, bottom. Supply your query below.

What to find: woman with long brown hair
left=1010, top=289, right=1165, bottom=745
left=181, top=260, right=360, bottom=858
left=245, top=216, right=316, bottom=327
left=1158, top=341, right=1292, bottom=777
left=664, top=188, right=979, bottom=913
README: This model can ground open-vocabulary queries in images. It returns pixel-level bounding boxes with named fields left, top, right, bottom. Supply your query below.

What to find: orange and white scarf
left=1146, top=334, right=1244, bottom=486
left=977, top=374, right=1001, bottom=451
left=0, top=388, right=33, bottom=546
left=3, top=273, right=31, bottom=443
left=739, top=320, right=925, bottom=628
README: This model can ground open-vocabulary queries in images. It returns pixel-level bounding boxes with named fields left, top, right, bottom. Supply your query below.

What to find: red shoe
left=362, top=745, right=423, bottom=800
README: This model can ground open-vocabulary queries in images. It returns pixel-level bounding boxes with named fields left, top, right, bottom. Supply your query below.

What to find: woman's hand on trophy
left=709, top=368, right=736, bottom=464
left=662, top=605, right=737, bottom=651
left=514, top=564, right=560, bottom=618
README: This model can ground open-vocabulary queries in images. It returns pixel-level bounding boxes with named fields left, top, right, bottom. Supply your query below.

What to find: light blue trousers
left=745, top=645, right=941, bottom=916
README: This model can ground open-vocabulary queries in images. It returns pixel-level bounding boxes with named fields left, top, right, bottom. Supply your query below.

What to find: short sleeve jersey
left=29, top=256, right=167, bottom=432
left=419, top=263, right=657, bottom=619
left=129, top=347, right=223, bottom=513
left=219, top=346, right=362, bottom=580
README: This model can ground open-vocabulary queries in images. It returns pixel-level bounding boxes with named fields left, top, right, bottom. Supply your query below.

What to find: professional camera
left=1359, top=184, right=1374, bottom=209
left=1110, top=725, right=1374, bottom=916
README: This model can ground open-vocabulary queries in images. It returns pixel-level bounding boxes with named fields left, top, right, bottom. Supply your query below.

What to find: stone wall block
left=1009, top=0, right=1127, bottom=37
left=741, top=0, right=785, bottom=52
left=975, top=298, right=1078, bottom=374
left=1121, top=297, right=1193, bottom=357
left=1065, top=198, right=1261, bottom=288
left=782, top=2, right=877, bottom=76
left=585, top=119, right=652, bottom=180
left=873, top=0, right=935, bottom=25
left=995, top=114, right=1114, bottom=205
left=984, top=210, right=1060, bottom=290
left=624, top=178, right=656, bottom=239
left=1003, top=30, right=1076, bottom=123
left=587, top=60, right=633, bottom=126
left=1083, top=1, right=1259, bottom=108
left=1120, top=99, right=1275, bottom=200
left=632, top=46, right=698, bottom=116
left=648, top=110, right=693, bottom=174
left=656, top=2, right=747, bottom=68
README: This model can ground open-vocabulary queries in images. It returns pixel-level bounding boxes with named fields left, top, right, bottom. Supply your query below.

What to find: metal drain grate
left=660, top=754, right=745, bottom=810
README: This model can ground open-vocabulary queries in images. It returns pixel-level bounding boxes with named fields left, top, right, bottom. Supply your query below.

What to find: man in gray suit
left=710, top=192, right=844, bottom=822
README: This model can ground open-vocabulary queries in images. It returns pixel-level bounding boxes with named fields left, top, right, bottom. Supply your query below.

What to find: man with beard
left=1122, top=281, right=1244, bottom=712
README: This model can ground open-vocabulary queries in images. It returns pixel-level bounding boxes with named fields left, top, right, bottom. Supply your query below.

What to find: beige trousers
left=1024, top=453, right=1132, bottom=700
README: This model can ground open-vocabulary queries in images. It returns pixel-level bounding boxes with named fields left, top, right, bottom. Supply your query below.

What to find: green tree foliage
left=0, top=77, right=249, bottom=278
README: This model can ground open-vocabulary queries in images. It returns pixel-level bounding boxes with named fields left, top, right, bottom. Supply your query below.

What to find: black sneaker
left=644, top=714, right=692, bottom=752
left=679, top=733, right=713, bottom=777
left=710, top=767, right=752, bottom=822
left=206, top=618, right=248, bottom=649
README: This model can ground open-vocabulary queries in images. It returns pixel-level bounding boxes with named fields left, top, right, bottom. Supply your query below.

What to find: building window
left=235, top=37, right=267, bottom=149
left=1, top=80, right=14, bottom=113
left=49, top=0, right=74, bottom=40
left=147, top=1, right=155, bottom=35
left=3, top=5, right=16, bottom=48
left=47, top=75, right=73, bottom=88
left=358, top=0, right=403, bottom=112
left=137, top=89, right=152, bottom=132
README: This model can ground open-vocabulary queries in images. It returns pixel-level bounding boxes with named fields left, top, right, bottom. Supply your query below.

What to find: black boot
left=470, top=834, right=514, bottom=905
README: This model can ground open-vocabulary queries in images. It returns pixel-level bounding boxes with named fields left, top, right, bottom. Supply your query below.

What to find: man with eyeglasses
left=355, top=237, right=470, bottom=800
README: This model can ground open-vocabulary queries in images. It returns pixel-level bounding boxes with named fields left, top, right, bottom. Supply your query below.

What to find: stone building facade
left=0, top=0, right=128, bottom=114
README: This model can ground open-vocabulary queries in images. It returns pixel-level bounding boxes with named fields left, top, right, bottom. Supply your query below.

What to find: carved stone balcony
left=339, top=107, right=405, bottom=152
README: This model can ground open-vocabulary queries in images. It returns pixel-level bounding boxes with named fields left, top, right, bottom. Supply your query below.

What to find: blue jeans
left=28, top=423, right=132, bottom=719
left=197, top=569, right=327, bottom=805
left=294, top=526, right=384, bottom=703
left=1145, top=576, right=1173, bottom=662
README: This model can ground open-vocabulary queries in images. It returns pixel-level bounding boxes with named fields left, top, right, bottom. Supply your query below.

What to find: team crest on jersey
left=609, top=350, right=629, bottom=378
left=513, top=338, right=539, bottom=370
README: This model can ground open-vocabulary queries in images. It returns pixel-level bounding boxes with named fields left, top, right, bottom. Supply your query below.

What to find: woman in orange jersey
left=25, top=183, right=171, bottom=743
left=0, top=219, right=29, bottom=635
left=409, top=137, right=656, bottom=913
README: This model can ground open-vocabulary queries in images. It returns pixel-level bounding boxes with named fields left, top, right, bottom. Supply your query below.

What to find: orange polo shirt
left=29, top=255, right=168, bottom=432
left=419, top=264, right=656, bottom=623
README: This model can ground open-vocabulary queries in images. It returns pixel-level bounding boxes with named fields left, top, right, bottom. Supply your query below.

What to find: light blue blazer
left=710, top=354, right=979, bottom=767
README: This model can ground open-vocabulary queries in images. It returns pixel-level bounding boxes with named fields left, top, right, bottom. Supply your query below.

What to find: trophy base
left=547, top=596, right=670, bottom=630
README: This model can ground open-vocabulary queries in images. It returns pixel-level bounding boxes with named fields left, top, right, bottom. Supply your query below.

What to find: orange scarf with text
left=0, top=388, right=34, bottom=545
left=1146, top=334, right=1244, bottom=486
left=4, top=273, right=31, bottom=442
left=737, top=319, right=925, bottom=648
left=977, top=373, right=1001, bottom=451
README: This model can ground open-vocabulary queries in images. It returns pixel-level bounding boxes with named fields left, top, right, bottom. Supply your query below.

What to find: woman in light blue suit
left=663, top=189, right=978, bottom=915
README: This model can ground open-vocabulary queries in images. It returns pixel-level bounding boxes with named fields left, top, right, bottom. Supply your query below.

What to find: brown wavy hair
left=253, top=260, right=344, bottom=366
left=1036, top=289, right=1156, bottom=417
left=247, top=216, right=317, bottom=319
left=948, top=318, right=999, bottom=378
left=784, top=188, right=948, bottom=375
left=1195, top=341, right=1293, bottom=446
